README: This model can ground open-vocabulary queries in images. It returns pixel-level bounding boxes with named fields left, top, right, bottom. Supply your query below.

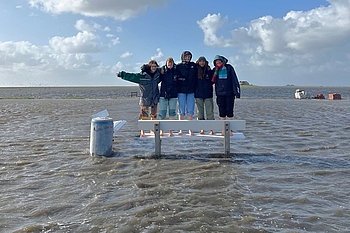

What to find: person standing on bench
left=176, top=51, right=197, bottom=136
left=158, top=57, right=179, bottom=137
left=195, top=56, right=215, bottom=135
left=117, top=60, right=161, bottom=137
left=212, top=55, right=241, bottom=136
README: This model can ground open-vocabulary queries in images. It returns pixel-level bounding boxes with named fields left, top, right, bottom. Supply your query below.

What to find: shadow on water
left=130, top=152, right=350, bottom=170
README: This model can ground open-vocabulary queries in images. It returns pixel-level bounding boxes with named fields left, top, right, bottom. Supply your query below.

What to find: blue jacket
left=212, top=55, right=240, bottom=98
left=160, top=65, right=178, bottom=99
left=195, top=68, right=214, bottom=99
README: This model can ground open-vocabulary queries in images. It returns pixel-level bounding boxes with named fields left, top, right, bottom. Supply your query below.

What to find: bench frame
left=138, top=120, right=246, bottom=156
left=130, top=91, right=138, bottom=97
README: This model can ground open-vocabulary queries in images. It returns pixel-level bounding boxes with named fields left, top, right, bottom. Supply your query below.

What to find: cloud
left=49, top=31, right=101, bottom=53
left=197, top=13, right=235, bottom=47
left=199, top=1, right=350, bottom=54
left=49, top=20, right=103, bottom=53
left=28, top=0, right=173, bottom=20
left=111, top=38, right=120, bottom=45
left=197, top=0, right=350, bottom=86
left=151, top=48, right=164, bottom=60
left=120, top=51, right=133, bottom=58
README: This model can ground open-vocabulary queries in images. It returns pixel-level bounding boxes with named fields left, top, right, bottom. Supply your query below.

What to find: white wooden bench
left=138, top=120, right=246, bottom=156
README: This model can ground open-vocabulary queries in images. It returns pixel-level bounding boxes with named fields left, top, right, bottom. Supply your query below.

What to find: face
left=215, top=59, right=223, bottom=66
left=198, top=60, right=206, bottom=67
left=150, top=64, right=158, bottom=73
left=184, top=54, right=191, bottom=62
left=167, top=60, right=173, bottom=69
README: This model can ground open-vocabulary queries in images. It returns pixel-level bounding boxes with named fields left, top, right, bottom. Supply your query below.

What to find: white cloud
left=106, top=33, right=114, bottom=38
left=197, top=13, right=235, bottom=47
left=197, top=0, right=350, bottom=85
left=116, top=26, right=122, bottom=32
left=111, top=37, right=120, bottom=45
left=199, top=1, right=350, bottom=54
left=48, top=20, right=103, bottom=53
left=0, top=40, right=115, bottom=86
left=151, top=48, right=164, bottom=60
left=28, top=0, right=173, bottom=20
left=49, top=31, right=101, bottom=53
left=120, top=51, right=133, bottom=58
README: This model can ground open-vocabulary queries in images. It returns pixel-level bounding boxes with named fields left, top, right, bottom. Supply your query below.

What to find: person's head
left=166, top=57, right=174, bottom=69
left=148, top=60, right=159, bottom=73
left=196, top=56, right=207, bottom=68
left=181, top=51, right=192, bottom=63
left=213, top=55, right=227, bottom=67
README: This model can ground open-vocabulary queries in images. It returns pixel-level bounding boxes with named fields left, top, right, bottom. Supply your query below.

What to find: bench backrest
left=138, top=120, right=245, bottom=131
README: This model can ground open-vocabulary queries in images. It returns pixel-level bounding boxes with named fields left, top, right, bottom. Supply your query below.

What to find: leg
left=226, top=96, right=235, bottom=136
left=187, top=93, right=195, bottom=136
left=177, top=94, right=186, bottom=135
left=205, top=98, right=215, bottom=134
left=158, top=97, right=167, bottom=120
left=150, top=104, right=158, bottom=134
left=139, top=106, right=149, bottom=137
left=216, top=96, right=228, bottom=135
left=196, top=98, right=205, bottom=120
left=168, top=98, right=178, bottom=137
left=158, top=97, right=167, bottom=136
left=196, top=98, right=205, bottom=134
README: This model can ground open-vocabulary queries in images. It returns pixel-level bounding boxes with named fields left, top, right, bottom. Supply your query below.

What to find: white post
left=154, top=122, right=161, bottom=156
left=224, top=121, right=230, bottom=156
left=90, top=117, right=114, bottom=156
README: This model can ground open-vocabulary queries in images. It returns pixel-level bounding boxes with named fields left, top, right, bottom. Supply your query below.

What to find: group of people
left=117, top=51, right=241, bottom=137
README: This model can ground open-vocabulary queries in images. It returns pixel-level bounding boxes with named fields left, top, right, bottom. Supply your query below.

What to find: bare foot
left=169, top=130, right=174, bottom=137
left=222, top=130, right=233, bottom=136
left=189, top=130, right=194, bottom=136
left=140, top=130, right=146, bottom=138
left=178, top=130, right=183, bottom=136
left=150, top=130, right=154, bottom=134
left=160, top=130, right=164, bottom=136
left=200, top=130, right=205, bottom=134
left=209, top=130, right=215, bottom=135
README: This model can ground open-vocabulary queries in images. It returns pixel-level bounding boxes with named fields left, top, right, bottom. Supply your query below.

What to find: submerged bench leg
left=154, top=123, right=161, bottom=156
left=224, top=121, right=230, bottom=156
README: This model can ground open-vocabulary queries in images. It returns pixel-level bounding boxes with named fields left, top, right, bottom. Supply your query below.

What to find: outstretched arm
left=117, top=71, right=144, bottom=84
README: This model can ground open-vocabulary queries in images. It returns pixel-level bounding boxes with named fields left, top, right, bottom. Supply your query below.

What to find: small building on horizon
left=239, top=80, right=250, bottom=85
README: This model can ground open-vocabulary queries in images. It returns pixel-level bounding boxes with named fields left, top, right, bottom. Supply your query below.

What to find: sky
left=1, top=0, right=350, bottom=87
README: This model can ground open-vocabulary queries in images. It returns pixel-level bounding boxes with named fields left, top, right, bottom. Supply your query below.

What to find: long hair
left=198, top=60, right=209, bottom=79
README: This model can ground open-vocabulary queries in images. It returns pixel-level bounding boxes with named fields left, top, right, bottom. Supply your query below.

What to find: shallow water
left=1, top=86, right=350, bottom=232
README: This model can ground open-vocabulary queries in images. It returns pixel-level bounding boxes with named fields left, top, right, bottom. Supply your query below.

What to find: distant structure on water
left=239, top=81, right=250, bottom=85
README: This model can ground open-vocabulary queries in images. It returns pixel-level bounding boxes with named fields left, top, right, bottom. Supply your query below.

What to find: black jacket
left=195, top=68, right=214, bottom=99
left=176, top=62, right=197, bottom=94
left=160, top=65, right=178, bottom=99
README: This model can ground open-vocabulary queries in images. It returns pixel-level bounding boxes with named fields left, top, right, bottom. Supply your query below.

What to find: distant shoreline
left=1, top=85, right=349, bottom=89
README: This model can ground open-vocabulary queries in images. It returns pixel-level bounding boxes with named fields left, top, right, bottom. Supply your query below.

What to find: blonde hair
left=166, top=57, right=174, bottom=64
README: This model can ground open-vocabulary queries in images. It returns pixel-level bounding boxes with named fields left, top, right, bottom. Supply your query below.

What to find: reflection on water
left=0, top=86, right=350, bottom=232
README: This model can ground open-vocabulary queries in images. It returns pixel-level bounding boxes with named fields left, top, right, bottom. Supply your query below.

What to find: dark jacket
left=212, top=55, right=240, bottom=98
left=160, top=65, right=178, bottom=99
left=176, top=61, right=197, bottom=94
left=118, top=66, right=161, bottom=106
left=195, top=67, right=214, bottom=99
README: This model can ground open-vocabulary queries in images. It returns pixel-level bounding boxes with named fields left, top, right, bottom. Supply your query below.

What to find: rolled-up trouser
left=140, top=105, right=157, bottom=120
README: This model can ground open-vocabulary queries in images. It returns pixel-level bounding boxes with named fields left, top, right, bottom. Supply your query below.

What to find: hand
left=117, top=71, right=125, bottom=78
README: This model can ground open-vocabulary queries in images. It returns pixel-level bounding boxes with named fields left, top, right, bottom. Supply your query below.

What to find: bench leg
left=154, top=123, right=161, bottom=156
left=224, top=121, right=230, bottom=156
